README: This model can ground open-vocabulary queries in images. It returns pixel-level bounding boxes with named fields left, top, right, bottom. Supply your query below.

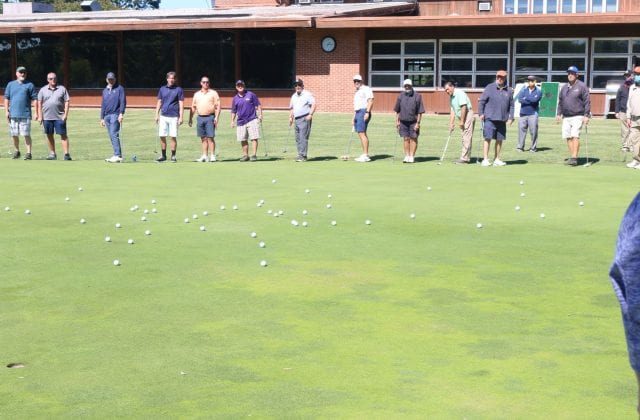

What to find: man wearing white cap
left=352, top=74, right=374, bottom=162
left=394, top=79, right=424, bottom=163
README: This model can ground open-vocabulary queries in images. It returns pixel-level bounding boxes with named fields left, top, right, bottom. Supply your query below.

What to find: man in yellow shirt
left=188, top=76, right=221, bottom=162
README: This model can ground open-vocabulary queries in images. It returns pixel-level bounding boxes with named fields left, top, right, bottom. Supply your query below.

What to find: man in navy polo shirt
left=4, top=66, right=37, bottom=160
left=516, top=75, right=542, bottom=153
left=478, top=69, right=514, bottom=167
left=155, top=71, right=184, bottom=162
left=100, top=72, right=126, bottom=163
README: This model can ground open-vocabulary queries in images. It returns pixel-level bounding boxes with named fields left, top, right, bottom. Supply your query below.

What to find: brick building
left=0, top=0, right=638, bottom=115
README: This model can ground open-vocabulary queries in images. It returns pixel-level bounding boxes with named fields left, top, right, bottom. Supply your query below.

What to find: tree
left=43, top=0, right=160, bottom=12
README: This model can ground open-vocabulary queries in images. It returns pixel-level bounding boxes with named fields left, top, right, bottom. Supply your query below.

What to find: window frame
left=368, top=39, right=436, bottom=90
left=439, top=38, right=510, bottom=89
left=591, top=37, right=639, bottom=91
left=513, top=38, right=588, bottom=86
left=505, top=0, right=616, bottom=13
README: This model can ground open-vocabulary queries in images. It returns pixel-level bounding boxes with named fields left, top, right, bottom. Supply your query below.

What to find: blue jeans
left=104, top=113, right=122, bottom=157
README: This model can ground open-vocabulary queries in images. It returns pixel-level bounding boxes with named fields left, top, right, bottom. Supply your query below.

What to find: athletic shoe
left=170, top=156, right=177, bottom=163
left=407, top=156, right=415, bottom=163
left=23, top=153, right=32, bottom=160
left=46, top=153, right=57, bottom=160
left=402, top=156, right=409, bottom=163
left=250, top=155, right=257, bottom=162
left=105, top=155, right=122, bottom=163
left=493, top=159, right=506, bottom=167
left=209, top=155, right=217, bottom=162
left=515, top=148, right=524, bottom=152
left=12, top=150, right=20, bottom=159
left=481, top=159, right=491, bottom=167
left=354, top=154, right=371, bottom=162
left=626, top=160, right=640, bottom=168
left=64, top=154, right=72, bottom=161
left=529, top=148, right=537, bottom=153
left=295, top=156, right=306, bottom=162
left=195, top=155, right=208, bottom=162
left=622, top=146, right=631, bottom=152
left=239, top=155, right=249, bottom=162
left=567, top=158, right=578, bottom=166
left=156, top=156, right=166, bottom=162
left=454, top=158, right=469, bottom=164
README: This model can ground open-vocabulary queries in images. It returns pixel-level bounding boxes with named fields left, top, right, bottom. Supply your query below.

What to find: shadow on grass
left=535, top=147, right=553, bottom=152
left=577, top=157, right=600, bottom=166
left=370, top=154, right=392, bottom=161
left=308, top=156, right=338, bottom=162
left=414, top=156, right=440, bottom=163
left=505, top=159, right=528, bottom=165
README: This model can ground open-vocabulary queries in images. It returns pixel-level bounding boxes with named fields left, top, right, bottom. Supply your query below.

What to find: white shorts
left=158, top=115, right=179, bottom=138
left=10, top=118, right=31, bottom=137
left=236, top=118, right=261, bottom=142
left=562, top=115, right=584, bottom=139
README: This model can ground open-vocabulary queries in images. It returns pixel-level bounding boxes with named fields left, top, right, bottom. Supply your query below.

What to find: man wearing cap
left=352, top=74, right=374, bottom=162
left=556, top=66, right=590, bottom=166
left=288, top=78, right=316, bottom=162
left=617, top=70, right=633, bottom=152
left=444, top=81, right=475, bottom=164
left=624, top=66, right=640, bottom=169
left=4, top=66, right=37, bottom=160
left=155, top=71, right=184, bottom=163
left=37, top=72, right=71, bottom=161
left=394, top=79, right=424, bottom=163
left=478, top=70, right=514, bottom=167
left=231, top=80, right=262, bottom=161
left=100, top=72, right=126, bottom=163
left=516, top=75, right=542, bottom=153
left=188, top=75, right=220, bottom=163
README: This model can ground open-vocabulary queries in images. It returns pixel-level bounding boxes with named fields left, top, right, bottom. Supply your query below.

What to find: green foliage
left=41, top=0, right=156, bottom=12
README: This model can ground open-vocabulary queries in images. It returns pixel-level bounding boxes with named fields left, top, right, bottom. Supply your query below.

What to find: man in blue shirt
left=154, top=71, right=184, bottom=162
left=516, top=75, right=542, bottom=153
left=478, top=70, right=514, bottom=167
left=4, top=66, right=38, bottom=160
left=100, top=72, right=126, bottom=163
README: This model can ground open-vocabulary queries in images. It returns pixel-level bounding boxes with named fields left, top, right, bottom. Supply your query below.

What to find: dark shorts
left=399, top=121, right=419, bottom=139
left=197, top=115, right=215, bottom=138
left=353, top=109, right=371, bottom=133
left=483, top=119, right=506, bottom=141
left=43, top=120, right=67, bottom=136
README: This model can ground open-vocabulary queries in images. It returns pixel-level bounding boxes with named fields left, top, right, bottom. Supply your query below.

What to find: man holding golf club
left=444, top=81, right=474, bottom=164
left=100, top=72, right=126, bottom=163
left=288, top=78, right=315, bottom=162
left=155, top=71, right=184, bottom=163
left=625, top=65, right=640, bottom=169
left=37, top=72, right=71, bottom=161
left=5, top=66, right=37, bottom=160
left=188, top=76, right=220, bottom=162
left=516, top=75, right=542, bottom=153
left=478, top=70, right=514, bottom=167
left=556, top=66, right=590, bottom=167
left=394, top=79, right=424, bottom=163
left=231, top=80, right=262, bottom=162
left=352, top=74, right=374, bottom=162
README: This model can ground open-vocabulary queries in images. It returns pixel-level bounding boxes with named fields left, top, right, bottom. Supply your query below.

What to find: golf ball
left=250, top=232, right=257, bottom=238
left=152, top=208, right=158, bottom=213
left=115, top=223, right=121, bottom=228
left=365, top=220, right=371, bottom=225
left=272, top=179, right=277, bottom=184
left=143, top=209, right=149, bottom=214
left=326, top=204, right=332, bottom=209
left=233, top=205, right=238, bottom=210
left=515, top=206, right=521, bottom=211
left=113, top=259, right=120, bottom=266
left=203, top=211, right=209, bottom=216
left=200, top=226, right=206, bottom=232
left=476, top=223, right=483, bottom=229
left=274, top=213, right=279, bottom=218
left=151, top=199, right=157, bottom=204
left=80, top=218, right=86, bottom=224
left=259, top=241, right=266, bottom=248
left=437, top=162, right=442, bottom=165
left=184, top=218, right=190, bottom=223
left=579, top=201, right=585, bottom=207
left=427, top=186, right=432, bottom=191
left=24, top=209, right=31, bottom=215
left=302, top=210, right=308, bottom=215
left=331, top=220, right=337, bottom=226
left=4, top=206, right=10, bottom=211
left=65, top=197, right=70, bottom=201
left=105, top=236, right=111, bottom=242
left=302, top=221, right=308, bottom=227
left=257, top=202, right=263, bottom=207
left=540, top=213, right=546, bottom=218
left=267, top=210, right=273, bottom=214
left=328, top=194, right=332, bottom=199
left=133, top=205, right=139, bottom=210
left=410, top=213, right=416, bottom=219
left=305, top=189, right=310, bottom=194
left=291, top=220, right=299, bottom=226
left=128, top=239, right=134, bottom=244
left=130, top=207, right=136, bottom=212
left=278, top=210, right=284, bottom=216
left=260, top=260, right=267, bottom=267
left=192, top=214, right=198, bottom=219
left=519, top=180, right=524, bottom=185
left=145, top=230, right=151, bottom=236
left=220, top=205, right=225, bottom=211
left=520, top=192, right=526, bottom=197
left=78, top=187, right=83, bottom=191
left=141, top=216, right=147, bottom=221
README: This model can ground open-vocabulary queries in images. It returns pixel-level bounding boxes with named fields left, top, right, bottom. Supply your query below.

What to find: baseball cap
left=566, top=66, right=579, bottom=74
left=403, top=79, right=413, bottom=86
left=527, top=75, right=537, bottom=81
left=106, top=72, right=116, bottom=79
left=293, top=78, right=304, bottom=86
left=624, top=69, right=633, bottom=77
left=16, top=66, right=26, bottom=73
left=353, top=74, right=363, bottom=81
left=496, top=70, right=508, bottom=77
left=235, top=79, right=245, bottom=86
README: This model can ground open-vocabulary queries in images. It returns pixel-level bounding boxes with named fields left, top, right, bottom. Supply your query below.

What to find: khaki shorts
left=236, top=118, right=260, bottom=142
left=562, top=115, right=583, bottom=139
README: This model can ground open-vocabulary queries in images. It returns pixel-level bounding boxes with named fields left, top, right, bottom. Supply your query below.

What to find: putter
left=438, top=128, right=453, bottom=165
left=283, top=125, right=292, bottom=153
left=476, top=119, right=484, bottom=165
left=392, top=129, right=401, bottom=162
left=261, top=121, right=268, bottom=157
left=342, top=128, right=355, bottom=160
left=583, top=124, right=591, bottom=167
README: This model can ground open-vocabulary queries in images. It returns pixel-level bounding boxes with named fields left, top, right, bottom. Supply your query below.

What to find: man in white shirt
left=288, top=78, right=316, bottom=162
left=352, top=74, right=374, bottom=162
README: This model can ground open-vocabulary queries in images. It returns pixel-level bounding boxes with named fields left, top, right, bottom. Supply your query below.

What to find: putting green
left=0, top=111, right=638, bottom=417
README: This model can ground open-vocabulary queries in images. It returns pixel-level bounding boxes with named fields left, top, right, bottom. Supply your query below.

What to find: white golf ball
left=24, top=209, right=31, bottom=215
left=128, top=239, right=134, bottom=244
left=184, top=218, right=190, bottom=223
left=579, top=201, right=585, bottom=207
left=259, top=241, right=266, bottom=248
left=302, top=210, right=308, bottom=215
left=220, top=205, right=225, bottom=211
left=278, top=210, right=284, bottom=216
left=260, top=260, right=267, bottom=267
left=115, top=223, right=121, bottom=228
left=203, top=211, right=209, bottom=216
left=144, top=230, right=151, bottom=236
left=515, top=206, right=521, bottom=211
left=365, top=220, right=371, bottom=225
left=143, top=209, right=149, bottom=214
left=4, top=206, right=10, bottom=211
left=141, top=216, right=147, bottom=221
left=540, top=213, right=546, bottom=219
left=427, top=186, right=432, bottom=191
left=113, top=259, right=120, bottom=266
left=476, top=223, right=483, bottom=229
left=520, top=192, right=526, bottom=197
left=250, top=232, right=257, bottom=238
left=328, top=194, right=332, bottom=199
left=519, top=180, right=524, bottom=185
left=80, top=218, right=86, bottom=224
left=272, top=179, right=277, bottom=184
left=152, top=208, right=157, bottom=213
left=302, top=221, right=308, bottom=227
left=331, top=220, right=337, bottom=226
left=233, top=205, right=238, bottom=210
left=78, top=187, right=83, bottom=191
left=200, top=225, right=206, bottom=232
left=105, top=236, right=111, bottom=242
left=291, top=220, right=299, bottom=226
left=305, top=189, right=310, bottom=194
left=410, top=213, right=416, bottom=219
left=151, top=199, right=157, bottom=204
left=257, top=203, right=263, bottom=207
left=274, top=213, right=279, bottom=218
left=133, top=205, right=139, bottom=210
left=65, top=197, right=70, bottom=202
left=192, top=214, right=198, bottom=219
left=130, top=207, right=136, bottom=212
left=267, top=209, right=273, bottom=214
left=326, top=204, right=332, bottom=209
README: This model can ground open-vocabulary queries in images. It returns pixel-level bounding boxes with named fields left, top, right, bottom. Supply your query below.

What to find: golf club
left=392, top=128, right=401, bottom=162
left=341, top=128, right=355, bottom=160
left=261, top=121, right=269, bottom=157
left=438, top=128, right=453, bottom=165
left=583, top=124, right=591, bottom=167
left=476, top=118, right=484, bottom=165
left=283, top=124, right=292, bottom=153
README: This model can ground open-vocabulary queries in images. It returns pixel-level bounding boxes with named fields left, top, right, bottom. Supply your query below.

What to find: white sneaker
left=481, top=159, right=491, bottom=167
left=626, top=160, right=640, bottom=168
left=196, top=155, right=208, bottom=162
left=402, top=156, right=409, bottom=163
left=493, top=159, right=506, bottom=167
left=408, top=156, right=415, bottom=163
left=354, top=154, right=371, bottom=162
left=209, top=155, right=217, bottom=162
left=105, top=155, right=122, bottom=163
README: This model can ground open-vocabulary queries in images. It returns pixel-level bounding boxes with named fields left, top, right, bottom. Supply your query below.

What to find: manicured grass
left=0, top=110, right=638, bottom=417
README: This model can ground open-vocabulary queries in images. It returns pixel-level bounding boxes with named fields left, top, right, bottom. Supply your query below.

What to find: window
left=241, top=30, right=295, bottom=89
left=180, top=30, right=235, bottom=89
left=504, top=0, right=529, bottom=13
left=514, top=39, right=587, bottom=85
left=592, top=0, right=617, bottom=12
left=124, top=31, right=176, bottom=88
left=440, top=40, right=509, bottom=88
left=16, top=35, right=64, bottom=87
left=69, top=33, right=117, bottom=89
left=591, top=38, right=640, bottom=89
left=369, top=40, right=435, bottom=88
left=510, top=0, right=614, bottom=13
left=0, top=38, right=12, bottom=87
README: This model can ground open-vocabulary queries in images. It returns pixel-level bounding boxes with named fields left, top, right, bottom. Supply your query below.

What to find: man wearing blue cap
left=556, top=66, right=590, bottom=166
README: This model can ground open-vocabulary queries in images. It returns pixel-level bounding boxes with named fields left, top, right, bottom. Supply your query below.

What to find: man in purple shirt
left=154, top=71, right=184, bottom=163
left=231, top=80, right=262, bottom=161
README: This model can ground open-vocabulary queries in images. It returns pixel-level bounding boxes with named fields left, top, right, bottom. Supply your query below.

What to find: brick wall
left=295, top=28, right=365, bottom=113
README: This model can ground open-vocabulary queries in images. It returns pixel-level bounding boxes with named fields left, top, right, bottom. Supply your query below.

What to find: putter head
left=583, top=162, right=592, bottom=167
left=341, top=155, right=349, bottom=161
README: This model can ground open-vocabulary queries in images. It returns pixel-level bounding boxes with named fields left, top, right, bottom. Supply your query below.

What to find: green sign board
left=539, top=82, right=560, bottom=118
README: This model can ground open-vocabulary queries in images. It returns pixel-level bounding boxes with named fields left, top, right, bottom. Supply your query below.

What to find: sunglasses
left=201, top=81, right=210, bottom=84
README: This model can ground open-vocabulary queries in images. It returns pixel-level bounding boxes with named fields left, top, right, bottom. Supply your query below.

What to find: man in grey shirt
left=556, top=66, right=590, bottom=166
left=37, top=72, right=71, bottom=160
